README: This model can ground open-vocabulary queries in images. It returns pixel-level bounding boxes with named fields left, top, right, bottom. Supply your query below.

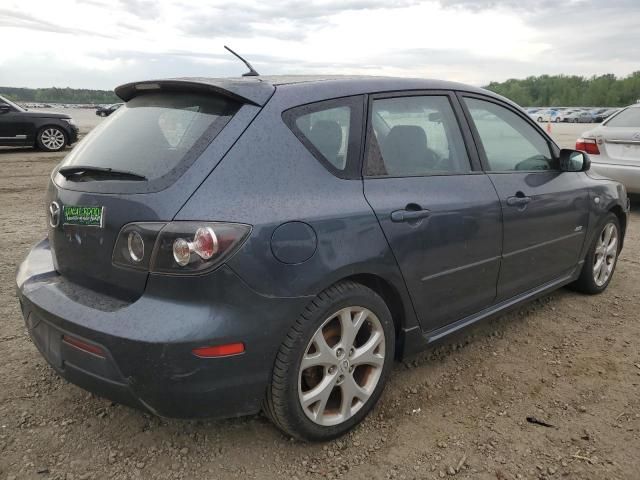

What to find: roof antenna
left=224, top=45, right=259, bottom=77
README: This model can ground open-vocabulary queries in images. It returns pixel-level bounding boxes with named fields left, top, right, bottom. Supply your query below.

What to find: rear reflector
left=192, top=342, right=245, bottom=358
left=62, top=335, right=106, bottom=357
left=576, top=138, right=600, bottom=155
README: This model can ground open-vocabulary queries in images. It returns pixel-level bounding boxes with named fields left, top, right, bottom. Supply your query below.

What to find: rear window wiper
left=58, top=165, right=147, bottom=181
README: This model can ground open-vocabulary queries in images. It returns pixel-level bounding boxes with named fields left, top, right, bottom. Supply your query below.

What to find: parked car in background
left=564, top=111, right=594, bottom=123
left=16, top=75, right=628, bottom=441
left=578, top=103, right=640, bottom=194
left=555, top=109, right=580, bottom=122
left=0, top=94, right=78, bottom=151
left=592, top=108, right=619, bottom=123
left=96, top=103, right=124, bottom=117
left=531, top=109, right=558, bottom=122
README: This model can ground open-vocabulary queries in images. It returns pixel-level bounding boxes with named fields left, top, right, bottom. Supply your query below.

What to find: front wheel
left=264, top=281, right=395, bottom=441
left=36, top=127, right=67, bottom=152
left=571, top=213, right=620, bottom=294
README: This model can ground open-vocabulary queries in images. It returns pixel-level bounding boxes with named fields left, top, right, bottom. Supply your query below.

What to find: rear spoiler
left=114, top=77, right=275, bottom=107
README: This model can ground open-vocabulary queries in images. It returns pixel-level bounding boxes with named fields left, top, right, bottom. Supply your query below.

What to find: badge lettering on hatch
left=62, top=205, right=104, bottom=227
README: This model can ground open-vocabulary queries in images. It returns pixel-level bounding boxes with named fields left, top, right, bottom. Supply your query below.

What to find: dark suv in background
left=16, top=76, right=629, bottom=441
left=0, top=94, right=78, bottom=151
left=95, top=103, right=123, bottom=117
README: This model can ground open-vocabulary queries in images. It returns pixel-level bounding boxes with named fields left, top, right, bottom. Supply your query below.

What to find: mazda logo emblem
left=49, top=201, right=61, bottom=228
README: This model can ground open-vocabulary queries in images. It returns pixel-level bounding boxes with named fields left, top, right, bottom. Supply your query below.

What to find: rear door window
left=365, top=95, right=471, bottom=177
left=60, top=92, right=239, bottom=186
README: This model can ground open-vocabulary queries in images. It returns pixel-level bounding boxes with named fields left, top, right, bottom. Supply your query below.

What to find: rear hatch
left=46, top=79, right=273, bottom=301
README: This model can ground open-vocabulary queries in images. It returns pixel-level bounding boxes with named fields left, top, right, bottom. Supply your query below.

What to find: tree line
left=0, top=86, right=119, bottom=105
left=3, top=72, right=640, bottom=107
left=485, top=72, right=640, bottom=107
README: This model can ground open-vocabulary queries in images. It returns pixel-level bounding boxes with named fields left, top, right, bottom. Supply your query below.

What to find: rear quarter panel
left=582, top=172, right=629, bottom=255
left=176, top=88, right=420, bottom=334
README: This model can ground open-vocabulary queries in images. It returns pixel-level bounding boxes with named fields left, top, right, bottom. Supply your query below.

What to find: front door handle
left=391, top=206, right=431, bottom=223
left=506, top=192, right=532, bottom=207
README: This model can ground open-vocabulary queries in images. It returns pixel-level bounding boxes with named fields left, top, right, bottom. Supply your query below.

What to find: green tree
left=485, top=72, right=640, bottom=107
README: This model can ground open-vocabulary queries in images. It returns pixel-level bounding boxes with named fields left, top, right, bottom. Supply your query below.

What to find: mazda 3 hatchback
left=17, top=76, right=629, bottom=441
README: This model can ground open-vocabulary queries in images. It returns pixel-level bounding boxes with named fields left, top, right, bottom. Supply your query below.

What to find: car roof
left=115, top=75, right=509, bottom=108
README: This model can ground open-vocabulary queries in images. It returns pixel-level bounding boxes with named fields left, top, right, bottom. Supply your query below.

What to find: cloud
left=118, top=0, right=162, bottom=19
left=0, top=8, right=114, bottom=38
left=181, top=0, right=420, bottom=40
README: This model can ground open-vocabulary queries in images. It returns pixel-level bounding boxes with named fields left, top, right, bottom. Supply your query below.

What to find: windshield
left=0, top=94, right=26, bottom=112
left=61, top=92, right=239, bottom=185
left=605, top=106, right=640, bottom=128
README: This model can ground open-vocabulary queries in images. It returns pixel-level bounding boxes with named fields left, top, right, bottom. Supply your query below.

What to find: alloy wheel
left=40, top=128, right=65, bottom=150
left=593, top=223, right=618, bottom=287
left=298, top=306, right=385, bottom=427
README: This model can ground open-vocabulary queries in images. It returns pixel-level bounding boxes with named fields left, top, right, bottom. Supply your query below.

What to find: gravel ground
left=0, top=121, right=638, bottom=480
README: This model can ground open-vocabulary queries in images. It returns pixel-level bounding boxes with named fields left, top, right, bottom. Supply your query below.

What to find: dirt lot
left=1, top=122, right=639, bottom=480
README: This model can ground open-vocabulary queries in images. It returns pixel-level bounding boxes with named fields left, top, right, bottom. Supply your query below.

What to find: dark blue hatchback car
left=17, top=75, right=629, bottom=440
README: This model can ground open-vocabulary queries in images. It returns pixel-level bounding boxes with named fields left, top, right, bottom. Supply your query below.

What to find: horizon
left=1, top=0, right=639, bottom=91
left=1, top=71, right=638, bottom=92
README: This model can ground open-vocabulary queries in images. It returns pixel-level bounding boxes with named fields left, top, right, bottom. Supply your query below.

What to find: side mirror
left=0, top=103, right=10, bottom=114
left=559, top=148, right=590, bottom=172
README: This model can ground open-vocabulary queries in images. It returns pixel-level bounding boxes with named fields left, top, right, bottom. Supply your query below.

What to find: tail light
left=576, top=138, right=600, bottom=155
left=112, top=222, right=251, bottom=275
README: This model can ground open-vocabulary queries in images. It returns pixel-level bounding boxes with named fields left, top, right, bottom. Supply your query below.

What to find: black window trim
left=282, top=95, right=365, bottom=180
left=456, top=91, right=562, bottom=175
left=362, top=89, right=483, bottom=180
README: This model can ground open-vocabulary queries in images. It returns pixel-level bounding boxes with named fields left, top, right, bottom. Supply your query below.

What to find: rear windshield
left=61, top=92, right=239, bottom=184
left=605, top=107, right=640, bottom=127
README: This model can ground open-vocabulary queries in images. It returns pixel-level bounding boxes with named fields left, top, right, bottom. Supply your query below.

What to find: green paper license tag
left=63, top=205, right=104, bottom=227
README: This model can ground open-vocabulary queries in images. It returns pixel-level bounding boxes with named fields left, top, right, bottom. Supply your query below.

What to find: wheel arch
left=333, top=272, right=424, bottom=359
left=609, top=204, right=627, bottom=250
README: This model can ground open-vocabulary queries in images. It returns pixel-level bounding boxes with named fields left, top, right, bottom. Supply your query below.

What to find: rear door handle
left=506, top=193, right=532, bottom=207
left=391, top=207, right=431, bottom=223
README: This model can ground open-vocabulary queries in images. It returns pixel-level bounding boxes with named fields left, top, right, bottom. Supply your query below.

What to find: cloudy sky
left=1, top=0, right=638, bottom=90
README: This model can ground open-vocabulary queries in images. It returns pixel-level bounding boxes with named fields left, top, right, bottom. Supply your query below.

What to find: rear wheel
left=264, top=281, right=395, bottom=441
left=571, top=213, right=620, bottom=294
left=537, top=116, right=543, bottom=122
left=36, top=126, right=66, bottom=152
left=555, top=117, right=561, bottom=122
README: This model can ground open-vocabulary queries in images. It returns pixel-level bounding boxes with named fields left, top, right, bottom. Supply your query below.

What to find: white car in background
left=531, top=109, right=558, bottom=122
left=577, top=103, right=640, bottom=194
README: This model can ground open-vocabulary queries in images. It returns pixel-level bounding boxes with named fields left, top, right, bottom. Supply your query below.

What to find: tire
left=537, top=117, right=543, bottom=122
left=571, top=213, right=621, bottom=294
left=264, top=281, right=395, bottom=441
left=555, top=117, right=561, bottom=123
left=36, top=126, right=67, bottom=152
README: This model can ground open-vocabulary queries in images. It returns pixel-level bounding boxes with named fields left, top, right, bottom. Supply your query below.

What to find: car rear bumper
left=16, top=238, right=311, bottom=419
left=590, top=161, right=640, bottom=194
